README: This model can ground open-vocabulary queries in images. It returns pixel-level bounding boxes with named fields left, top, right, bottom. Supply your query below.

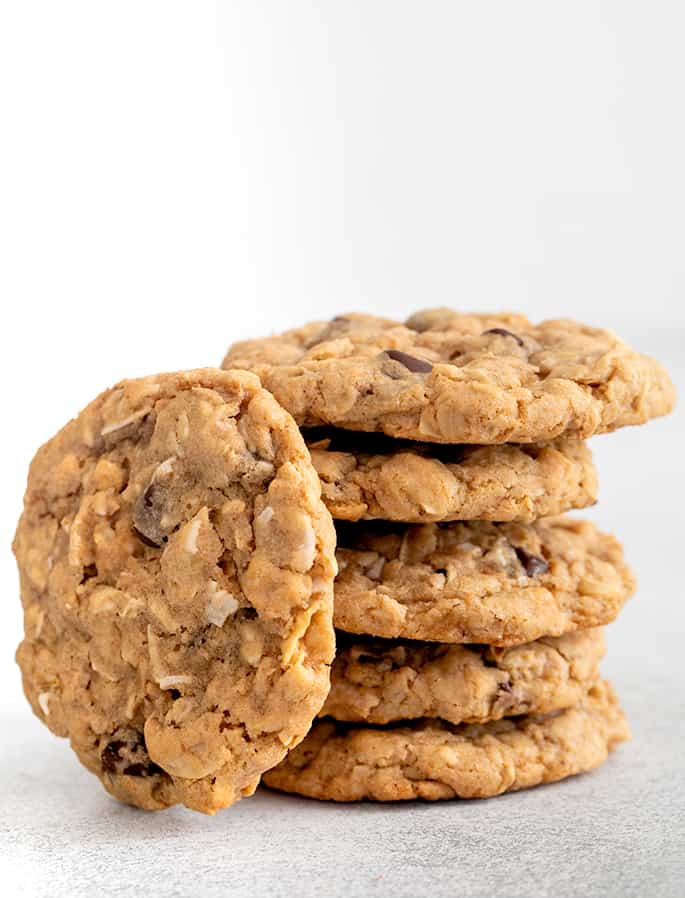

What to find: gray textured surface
left=1, top=668, right=683, bottom=898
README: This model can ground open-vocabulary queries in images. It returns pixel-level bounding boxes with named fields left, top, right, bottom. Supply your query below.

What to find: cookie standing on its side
left=264, top=680, right=629, bottom=802
left=13, top=369, right=337, bottom=814
left=222, top=311, right=675, bottom=444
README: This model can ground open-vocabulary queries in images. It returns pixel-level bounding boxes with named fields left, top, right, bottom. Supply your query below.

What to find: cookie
left=222, top=311, right=674, bottom=444
left=323, top=629, right=604, bottom=725
left=334, top=517, right=634, bottom=645
left=263, top=680, right=629, bottom=801
left=13, top=369, right=337, bottom=814
left=307, top=428, right=597, bottom=522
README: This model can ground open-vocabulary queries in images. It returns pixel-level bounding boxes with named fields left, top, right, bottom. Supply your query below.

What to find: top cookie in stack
left=222, top=309, right=674, bottom=446
left=223, top=310, right=673, bottom=803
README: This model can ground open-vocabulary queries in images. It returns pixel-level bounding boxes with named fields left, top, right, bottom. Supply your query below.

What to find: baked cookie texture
left=13, top=369, right=337, bottom=814
left=307, top=428, right=597, bottom=522
left=334, top=517, right=634, bottom=645
left=323, top=629, right=605, bottom=725
left=222, top=311, right=675, bottom=444
left=263, top=680, right=629, bottom=801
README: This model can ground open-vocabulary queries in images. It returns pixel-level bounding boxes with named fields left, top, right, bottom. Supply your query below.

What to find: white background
left=1, top=3, right=683, bottom=897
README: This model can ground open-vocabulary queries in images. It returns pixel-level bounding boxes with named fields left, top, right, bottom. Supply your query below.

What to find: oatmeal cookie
left=223, top=311, right=674, bottom=443
left=333, top=517, right=634, bottom=645
left=263, top=680, right=629, bottom=801
left=307, top=428, right=596, bottom=522
left=323, top=629, right=604, bottom=724
left=14, top=369, right=336, bottom=813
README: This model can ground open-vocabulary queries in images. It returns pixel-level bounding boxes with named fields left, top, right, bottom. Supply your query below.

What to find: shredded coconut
left=183, top=515, right=203, bottom=554
left=159, top=675, right=194, bottom=691
left=206, top=582, right=239, bottom=627
left=100, top=406, right=152, bottom=436
left=154, top=457, right=175, bottom=478
left=257, top=505, right=274, bottom=525
left=293, top=519, right=316, bottom=571
left=366, top=556, right=385, bottom=580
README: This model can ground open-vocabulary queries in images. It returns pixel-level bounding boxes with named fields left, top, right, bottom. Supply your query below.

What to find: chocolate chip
left=123, top=760, right=163, bottom=777
left=100, top=740, right=124, bottom=773
left=482, top=328, right=525, bottom=349
left=309, top=317, right=352, bottom=346
left=79, top=563, right=98, bottom=584
left=101, top=730, right=162, bottom=777
left=515, top=547, right=549, bottom=577
left=132, top=482, right=168, bottom=548
left=384, top=349, right=434, bottom=373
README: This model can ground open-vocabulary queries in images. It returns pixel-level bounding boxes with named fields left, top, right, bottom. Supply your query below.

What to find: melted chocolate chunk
left=100, top=740, right=125, bottom=773
left=132, top=482, right=168, bottom=547
left=515, top=546, right=549, bottom=577
left=79, top=563, right=98, bottom=584
left=101, top=730, right=162, bottom=777
left=481, top=328, right=525, bottom=349
left=384, top=349, right=434, bottom=373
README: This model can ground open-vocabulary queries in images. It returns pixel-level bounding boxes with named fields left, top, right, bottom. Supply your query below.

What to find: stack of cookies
left=13, top=309, right=674, bottom=813
left=222, top=309, right=674, bottom=802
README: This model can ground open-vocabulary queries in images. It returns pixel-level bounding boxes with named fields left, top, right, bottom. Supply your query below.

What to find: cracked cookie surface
left=334, top=517, right=634, bottom=645
left=307, top=428, right=597, bottom=522
left=263, top=680, right=629, bottom=801
left=13, top=369, right=337, bottom=813
left=223, top=311, right=674, bottom=444
left=323, top=629, right=604, bottom=724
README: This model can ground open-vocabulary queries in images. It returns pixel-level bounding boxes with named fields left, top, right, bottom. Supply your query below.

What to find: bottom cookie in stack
left=262, top=680, right=628, bottom=801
